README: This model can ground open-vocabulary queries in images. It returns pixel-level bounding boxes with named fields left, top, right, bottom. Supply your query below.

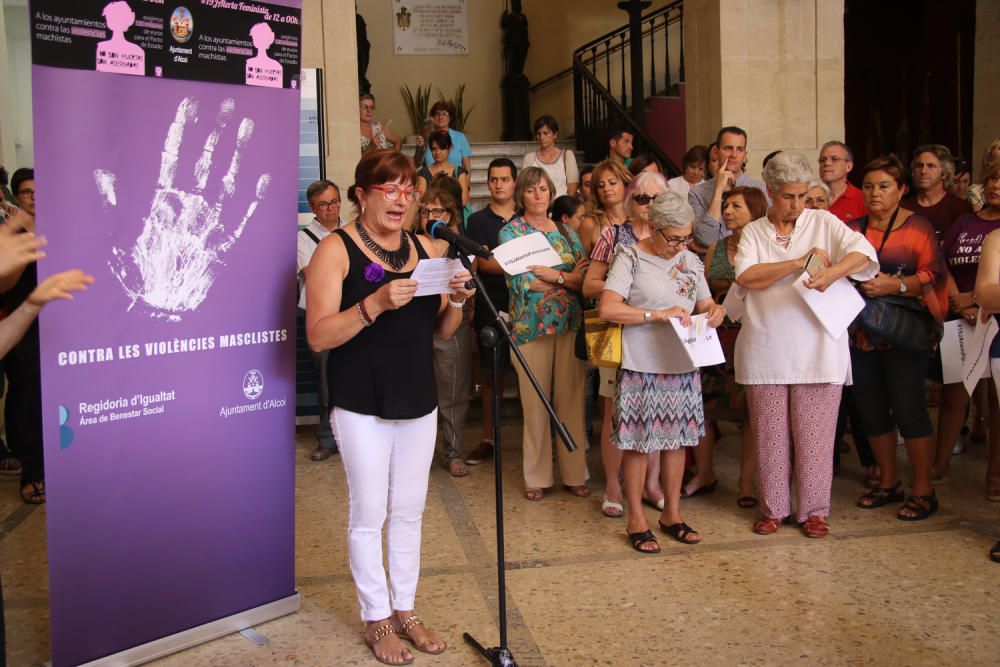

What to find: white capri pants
left=331, top=406, right=438, bottom=621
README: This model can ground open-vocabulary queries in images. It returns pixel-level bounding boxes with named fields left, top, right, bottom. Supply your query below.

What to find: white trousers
left=331, top=407, right=438, bottom=621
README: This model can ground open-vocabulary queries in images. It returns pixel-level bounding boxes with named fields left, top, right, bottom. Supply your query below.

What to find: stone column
left=302, top=0, right=362, bottom=218
left=973, top=0, right=1000, bottom=180
left=684, top=0, right=845, bottom=178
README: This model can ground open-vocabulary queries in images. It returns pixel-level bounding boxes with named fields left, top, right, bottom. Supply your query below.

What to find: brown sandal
left=20, top=481, right=45, bottom=505
left=394, top=614, right=447, bottom=655
left=524, top=488, right=543, bottom=501
left=364, top=620, right=414, bottom=666
left=563, top=484, right=590, bottom=498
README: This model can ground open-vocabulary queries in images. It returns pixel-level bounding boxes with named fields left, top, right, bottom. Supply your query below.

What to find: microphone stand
left=453, top=248, right=577, bottom=667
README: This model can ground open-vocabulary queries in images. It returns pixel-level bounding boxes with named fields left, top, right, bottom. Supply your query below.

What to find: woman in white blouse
left=733, top=152, right=878, bottom=539
left=522, top=115, right=579, bottom=198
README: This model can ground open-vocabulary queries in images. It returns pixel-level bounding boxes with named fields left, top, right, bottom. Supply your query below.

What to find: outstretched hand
left=27, top=269, right=95, bottom=307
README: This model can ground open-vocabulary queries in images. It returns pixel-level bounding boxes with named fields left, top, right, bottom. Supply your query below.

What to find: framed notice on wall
left=392, top=0, right=469, bottom=55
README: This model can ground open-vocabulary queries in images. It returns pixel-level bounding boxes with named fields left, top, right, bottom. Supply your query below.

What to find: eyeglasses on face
left=433, top=110, right=450, bottom=117
left=360, top=104, right=375, bottom=111
left=659, top=230, right=694, bottom=247
left=631, top=193, right=658, bottom=205
left=369, top=184, right=420, bottom=202
left=313, top=199, right=340, bottom=209
left=418, top=207, right=447, bottom=219
left=16, top=189, right=35, bottom=198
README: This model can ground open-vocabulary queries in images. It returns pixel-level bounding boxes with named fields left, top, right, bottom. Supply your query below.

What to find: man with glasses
left=689, top=126, right=768, bottom=248
left=819, top=140, right=866, bottom=224
left=423, top=101, right=472, bottom=173
left=11, top=168, right=35, bottom=217
left=298, top=179, right=345, bottom=461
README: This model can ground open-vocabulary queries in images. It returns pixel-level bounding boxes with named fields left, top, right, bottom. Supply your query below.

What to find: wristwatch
left=644, top=310, right=652, bottom=322
left=898, top=278, right=907, bottom=294
left=556, top=271, right=565, bottom=285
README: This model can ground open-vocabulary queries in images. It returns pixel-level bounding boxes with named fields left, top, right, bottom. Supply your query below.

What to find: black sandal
left=737, top=496, right=759, bottom=509
left=856, top=482, right=904, bottom=509
left=627, top=529, right=660, bottom=554
left=991, top=540, right=1000, bottom=563
left=20, top=481, right=45, bottom=505
left=658, top=521, right=701, bottom=545
left=897, top=492, right=938, bottom=521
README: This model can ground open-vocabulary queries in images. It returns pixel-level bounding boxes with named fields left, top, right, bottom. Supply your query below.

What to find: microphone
left=428, top=220, right=493, bottom=260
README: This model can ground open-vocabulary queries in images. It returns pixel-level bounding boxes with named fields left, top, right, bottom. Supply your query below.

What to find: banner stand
left=79, top=593, right=300, bottom=667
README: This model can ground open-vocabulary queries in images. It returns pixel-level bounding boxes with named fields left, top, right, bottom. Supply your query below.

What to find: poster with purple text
left=30, top=1, right=301, bottom=664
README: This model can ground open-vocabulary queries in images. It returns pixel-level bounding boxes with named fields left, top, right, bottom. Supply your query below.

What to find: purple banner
left=32, top=2, right=300, bottom=665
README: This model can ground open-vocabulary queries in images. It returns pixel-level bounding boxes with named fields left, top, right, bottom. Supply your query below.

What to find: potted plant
left=438, top=84, right=476, bottom=134
left=400, top=83, right=432, bottom=141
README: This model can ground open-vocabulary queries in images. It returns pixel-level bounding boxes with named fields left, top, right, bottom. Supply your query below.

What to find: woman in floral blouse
left=499, top=166, right=589, bottom=501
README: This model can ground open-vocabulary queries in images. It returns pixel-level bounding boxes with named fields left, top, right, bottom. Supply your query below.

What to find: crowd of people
left=277, top=97, right=1000, bottom=664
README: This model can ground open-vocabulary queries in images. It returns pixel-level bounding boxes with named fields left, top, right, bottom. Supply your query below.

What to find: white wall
left=1, top=2, right=32, bottom=170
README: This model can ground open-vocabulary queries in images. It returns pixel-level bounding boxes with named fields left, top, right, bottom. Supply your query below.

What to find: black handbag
left=853, top=211, right=942, bottom=351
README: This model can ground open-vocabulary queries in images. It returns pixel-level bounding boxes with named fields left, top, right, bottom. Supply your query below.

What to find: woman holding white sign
left=932, top=158, right=1000, bottom=487
left=499, top=166, right=589, bottom=502
left=599, top=191, right=725, bottom=552
left=734, top=152, right=878, bottom=539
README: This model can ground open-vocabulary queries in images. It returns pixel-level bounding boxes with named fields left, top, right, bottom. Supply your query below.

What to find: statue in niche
left=501, top=0, right=529, bottom=76
left=356, top=11, right=371, bottom=94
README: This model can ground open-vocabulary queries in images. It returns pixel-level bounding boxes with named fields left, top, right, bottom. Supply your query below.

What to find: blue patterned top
left=499, top=217, right=585, bottom=346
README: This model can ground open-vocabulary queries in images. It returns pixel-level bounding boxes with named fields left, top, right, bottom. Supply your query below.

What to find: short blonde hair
left=513, top=166, right=556, bottom=213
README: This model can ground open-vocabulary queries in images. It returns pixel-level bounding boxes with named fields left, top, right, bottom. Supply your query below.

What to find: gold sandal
left=364, top=620, right=414, bottom=666
left=395, top=614, right=447, bottom=655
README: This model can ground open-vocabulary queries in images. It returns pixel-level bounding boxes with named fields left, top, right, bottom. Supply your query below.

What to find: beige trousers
left=513, top=331, right=589, bottom=488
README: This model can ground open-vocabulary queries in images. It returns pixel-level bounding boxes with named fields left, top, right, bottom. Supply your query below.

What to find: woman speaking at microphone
left=306, top=149, right=474, bottom=666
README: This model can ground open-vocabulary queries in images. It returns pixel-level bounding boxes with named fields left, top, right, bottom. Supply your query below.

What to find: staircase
left=404, top=140, right=582, bottom=213
left=529, top=0, right=687, bottom=175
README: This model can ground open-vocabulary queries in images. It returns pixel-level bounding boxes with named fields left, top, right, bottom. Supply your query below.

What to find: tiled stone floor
left=3, top=419, right=1000, bottom=666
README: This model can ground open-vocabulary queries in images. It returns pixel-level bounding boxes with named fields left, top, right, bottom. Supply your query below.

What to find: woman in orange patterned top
left=850, top=154, right=948, bottom=521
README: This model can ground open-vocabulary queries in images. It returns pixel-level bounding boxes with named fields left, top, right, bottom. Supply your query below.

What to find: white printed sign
left=961, top=316, right=999, bottom=396
left=392, top=0, right=469, bottom=56
left=492, top=232, right=564, bottom=275
left=940, top=320, right=990, bottom=385
left=668, top=313, right=725, bottom=368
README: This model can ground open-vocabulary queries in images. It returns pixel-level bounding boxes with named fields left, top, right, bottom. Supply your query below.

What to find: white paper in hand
left=492, top=232, right=564, bottom=275
left=961, top=316, right=999, bottom=396
left=940, top=320, right=991, bottom=385
left=793, top=277, right=865, bottom=339
left=721, top=285, right=747, bottom=323
left=410, top=256, right=471, bottom=297
left=668, top=313, right=726, bottom=367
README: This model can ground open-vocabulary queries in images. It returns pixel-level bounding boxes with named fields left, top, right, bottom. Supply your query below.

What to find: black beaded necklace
left=357, top=223, right=410, bottom=271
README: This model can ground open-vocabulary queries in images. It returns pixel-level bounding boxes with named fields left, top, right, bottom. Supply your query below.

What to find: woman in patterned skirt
left=599, top=191, right=725, bottom=552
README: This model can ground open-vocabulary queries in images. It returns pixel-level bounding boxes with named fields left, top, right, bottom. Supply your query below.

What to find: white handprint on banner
left=96, top=97, right=271, bottom=321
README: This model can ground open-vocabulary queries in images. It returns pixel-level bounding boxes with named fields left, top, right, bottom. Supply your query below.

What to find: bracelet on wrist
left=357, top=299, right=374, bottom=327
left=447, top=297, right=467, bottom=309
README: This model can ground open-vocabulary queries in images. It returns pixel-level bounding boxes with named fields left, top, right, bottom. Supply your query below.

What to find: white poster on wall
left=392, top=0, right=469, bottom=55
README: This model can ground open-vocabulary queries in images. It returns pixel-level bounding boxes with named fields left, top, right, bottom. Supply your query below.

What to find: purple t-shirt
left=941, top=213, right=1000, bottom=292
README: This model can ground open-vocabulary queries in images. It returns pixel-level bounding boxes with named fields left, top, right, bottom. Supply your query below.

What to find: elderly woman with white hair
left=584, top=169, right=669, bottom=518
left=734, top=152, right=879, bottom=538
left=599, top=191, right=725, bottom=553
left=804, top=179, right=831, bottom=210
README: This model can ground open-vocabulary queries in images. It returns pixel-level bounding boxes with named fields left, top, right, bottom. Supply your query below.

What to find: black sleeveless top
left=327, top=229, right=440, bottom=419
